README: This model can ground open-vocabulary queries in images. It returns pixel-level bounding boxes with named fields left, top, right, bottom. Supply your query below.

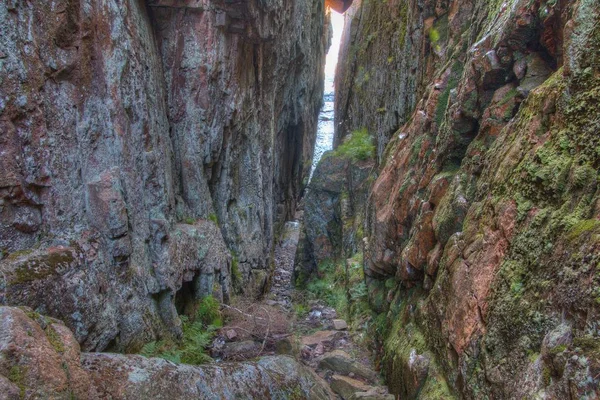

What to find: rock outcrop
left=307, top=0, right=600, bottom=398
left=0, top=306, right=334, bottom=399
left=0, top=0, right=328, bottom=352
left=295, top=148, right=375, bottom=281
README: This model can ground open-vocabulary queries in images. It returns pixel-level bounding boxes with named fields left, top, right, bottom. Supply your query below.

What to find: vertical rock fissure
left=310, top=11, right=345, bottom=180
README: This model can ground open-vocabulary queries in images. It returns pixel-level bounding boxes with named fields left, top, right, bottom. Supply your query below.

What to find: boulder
left=83, top=354, right=335, bottom=400
left=0, top=307, right=336, bottom=399
left=0, top=307, right=98, bottom=399
left=330, top=375, right=374, bottom=399
left=318, top=350, right=379, bottom=384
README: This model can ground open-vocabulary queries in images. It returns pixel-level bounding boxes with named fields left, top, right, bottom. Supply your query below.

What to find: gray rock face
left=0, top=0, right=328, bottom=352
left=334, top=0, right=429, bottom=162
left=295, top=151, right=374, bottom=282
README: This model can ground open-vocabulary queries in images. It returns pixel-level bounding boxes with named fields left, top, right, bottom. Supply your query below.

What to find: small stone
left=315, top=343, right=325, bottom=356
left=225, top=329, right=237, bottom=341
left=266, top=300, right=278, bottom=306
left=222, top=340, right=260, bottom=360
left=333, top=319, right=348, bottom=330
left=275, top=337, right=295, bottom=355
left=301, top=330, right=339, bottom=347
left=513, top=57, right=527, bottom=80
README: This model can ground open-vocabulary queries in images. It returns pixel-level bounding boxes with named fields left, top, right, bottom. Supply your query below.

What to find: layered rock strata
left=0, top=0, right=328, bottom=352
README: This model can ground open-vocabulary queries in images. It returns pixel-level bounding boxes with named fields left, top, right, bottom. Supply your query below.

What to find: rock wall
left=0, top=0, right=328, bottom=352
left=335, top=0, right=433, bottom=161
left=318, top=0, right=599, bottom=397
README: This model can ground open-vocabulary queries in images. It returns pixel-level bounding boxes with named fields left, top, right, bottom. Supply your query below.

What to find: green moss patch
left=45, top=325, right=65, bottom=353
left=334, top=129, right=376, bottom=161
left=10, top=250, right=75, bottom=285
left=8, top=365, right=27, bottom=398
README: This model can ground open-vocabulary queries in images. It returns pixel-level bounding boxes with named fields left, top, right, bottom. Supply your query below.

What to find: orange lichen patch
left=325, top=0, right=353, bottom=13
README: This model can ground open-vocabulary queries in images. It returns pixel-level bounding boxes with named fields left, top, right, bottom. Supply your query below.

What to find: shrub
left=197, top=296, right=222, bottom=327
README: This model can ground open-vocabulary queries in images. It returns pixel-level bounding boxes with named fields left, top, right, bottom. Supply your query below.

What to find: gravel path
left=268, top=214, right=302, bottom=310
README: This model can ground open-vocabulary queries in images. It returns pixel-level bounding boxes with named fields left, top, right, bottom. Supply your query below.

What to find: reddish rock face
left=334, top=0, right=600, bottom=398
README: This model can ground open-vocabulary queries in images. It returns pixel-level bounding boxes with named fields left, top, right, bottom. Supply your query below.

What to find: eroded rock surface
left=311, top=0, right=600, bottom=398
left=295, top=150, right=375, bottom=281
left=0, top=0, right=328, bottom=352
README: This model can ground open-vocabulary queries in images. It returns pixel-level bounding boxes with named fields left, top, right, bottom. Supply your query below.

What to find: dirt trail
left=268, top=217, right=302, bottom=310
left=216, top=212, right=394, bottom=399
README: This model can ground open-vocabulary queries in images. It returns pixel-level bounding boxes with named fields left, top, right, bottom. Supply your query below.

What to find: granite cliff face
left=303, top=0, right=600, bottom=398
left=0, top=0, right=328, bottom=352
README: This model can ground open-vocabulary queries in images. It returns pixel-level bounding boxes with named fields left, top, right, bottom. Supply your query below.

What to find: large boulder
left=83, top=354, right=334, bottom=400
left=0, top=306, right=335, bottom=400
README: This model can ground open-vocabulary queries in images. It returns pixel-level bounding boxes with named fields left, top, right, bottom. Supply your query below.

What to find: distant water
left=310, top=12, right=344, bottom=181
left=310, top=75, right=335, bottom=180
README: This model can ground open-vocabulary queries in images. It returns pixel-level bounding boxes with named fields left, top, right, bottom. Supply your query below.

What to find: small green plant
left=334, top=129, right=375, bottom=161
left=140, top=299, right=221, bottom=365
left=349, top=281, right=368, bottom=302
left=197, top=296, right=222, bottom=327
left=429, top=28, right=440, bottom=43
left=45, top=325, right=65, bottom=353
left=208, top=213, right=218, bottom=224
left=231, top=255, right=242, bottom=289
left=306, top=260, right=349, bottom=317
left=183, top=217, right=196, bottom=225
left=179, top=317, right=217, bottom=364
left=294, top=303, right=309, bottom=319
left=8, top=365, right=27, bottom=398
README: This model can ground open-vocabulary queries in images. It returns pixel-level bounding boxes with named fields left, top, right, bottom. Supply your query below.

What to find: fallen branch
left=258, top=306, right=271, bottom=355
left=220, top=303, right=268, bottom=322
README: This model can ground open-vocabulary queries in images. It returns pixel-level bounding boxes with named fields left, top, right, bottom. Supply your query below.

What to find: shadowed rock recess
left=1, top=0, right=599, bottom=398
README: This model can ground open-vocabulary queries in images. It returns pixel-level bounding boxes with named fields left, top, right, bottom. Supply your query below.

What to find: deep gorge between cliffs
left=1, top=0, right=600, bottom=399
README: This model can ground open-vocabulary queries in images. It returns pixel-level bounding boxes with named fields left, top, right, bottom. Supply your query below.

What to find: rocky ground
left=213, top=213, right=393, bottom=399
left=0, top=213, right=392, bottom=400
